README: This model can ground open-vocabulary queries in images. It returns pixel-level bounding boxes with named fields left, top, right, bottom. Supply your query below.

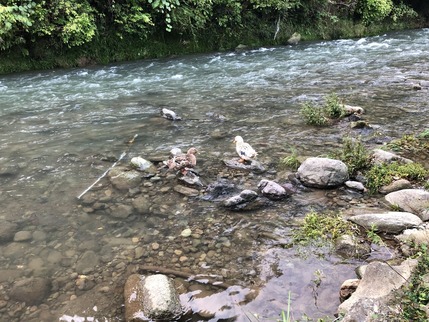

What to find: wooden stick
left=77, top=134, right=138, bottom=199
left=138, top=265, right=231, bottom=289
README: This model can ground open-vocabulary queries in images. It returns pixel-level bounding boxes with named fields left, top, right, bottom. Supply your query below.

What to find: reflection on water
left=0, top=28, right=429, bottom=321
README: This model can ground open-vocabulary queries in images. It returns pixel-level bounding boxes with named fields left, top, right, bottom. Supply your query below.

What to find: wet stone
left=13, top=230, right=32, bottom=242
left=0, top=221, right=18, bottom=243
left=9, top=277, right=51, bottom=305
left=75, top=250, right=100, bottom=274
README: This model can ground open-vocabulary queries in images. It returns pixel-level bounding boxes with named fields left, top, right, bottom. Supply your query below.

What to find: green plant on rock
left=365, top=161, right=429, bottom=194
left=366, top=224, right=383, bottom=245
left=331, top=136, right=371, bottom=176
left=293, top=210, right=359, bottom=245
left=300, top=93, right=346, bottom=126
left=323, top=93, right=345, bottom=119
left=418, top=129, right=429, bottom=139
left=300, top=101, right=329, bottom=126
left=279, top=146, right=301, bottom=170
left=387, top=134, right=429, bottom=154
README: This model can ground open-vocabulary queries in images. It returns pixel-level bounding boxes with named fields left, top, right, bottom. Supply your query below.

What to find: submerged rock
left=223, top=190, right=259, bottom=211
left=108, top=166, right=142, bottom=190
left=9, top=277, right=51, bottom=305
left=202, top=179, right=238, bottom=201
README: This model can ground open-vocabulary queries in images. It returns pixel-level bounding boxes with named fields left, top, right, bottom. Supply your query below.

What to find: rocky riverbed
left=1, top=135, right=428, bottom=321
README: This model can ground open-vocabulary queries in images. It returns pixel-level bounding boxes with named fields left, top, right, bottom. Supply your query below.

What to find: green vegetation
left=1, top=0, right=427, bottom=74
left=365, top=162, right=429, bottom=194
left=401, top=244, right=429, bottom=320
left=387, top=133, right=429, bottom=155
left=331, top=136, right=371, bottom=176
left=366, top=224, right=383, bottom=245
left=300, top=93, right=346, bottom=126
left=279, top=146, right=301, bottom=170
left=293, top=210, right=359, bottom=245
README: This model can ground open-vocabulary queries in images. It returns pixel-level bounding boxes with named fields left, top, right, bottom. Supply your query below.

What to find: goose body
left=161, top=108, right=182, bottom=121
left=234, top=136, right=257, bottom=162
left=164, top=147, right=197, bottom=173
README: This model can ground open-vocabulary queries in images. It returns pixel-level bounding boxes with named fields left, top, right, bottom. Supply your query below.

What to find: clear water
left=0, top=28, right=428, bottom=321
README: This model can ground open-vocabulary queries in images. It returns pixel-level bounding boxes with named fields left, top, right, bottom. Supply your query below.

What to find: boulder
left=349, top=212, right=422, bottom=234
left=338, top=259, right=418, bottom=320
left=124, top=274, right=182, bottom=322
left=385, top=189, right=429, bottom=221
left=296, top=157, right=349, bottom=188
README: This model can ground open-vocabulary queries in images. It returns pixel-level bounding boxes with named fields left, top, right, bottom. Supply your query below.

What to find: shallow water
left=0, top=28, right=429, bottom=321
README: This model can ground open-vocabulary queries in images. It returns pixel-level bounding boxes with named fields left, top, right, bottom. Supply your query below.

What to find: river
left=0, top=28, right=428, bottom=321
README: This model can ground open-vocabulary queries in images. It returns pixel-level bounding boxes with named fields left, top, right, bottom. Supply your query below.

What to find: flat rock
left=349, top=211, right=422, bottom=234
left=0, top=220, right=18, bottom=243
left=224, top=158, right=265, bottom=173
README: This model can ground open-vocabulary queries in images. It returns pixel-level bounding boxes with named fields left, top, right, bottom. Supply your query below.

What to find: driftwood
left=138, top=265, right=231, bottom=289
left=77, top=134, right=138, bottom=199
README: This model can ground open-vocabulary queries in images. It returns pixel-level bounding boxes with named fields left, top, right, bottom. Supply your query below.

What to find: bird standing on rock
left=234, top=136, right=257, bottom=163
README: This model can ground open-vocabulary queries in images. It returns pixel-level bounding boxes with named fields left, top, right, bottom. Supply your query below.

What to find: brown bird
left=164, top=147, right=198, bottom=174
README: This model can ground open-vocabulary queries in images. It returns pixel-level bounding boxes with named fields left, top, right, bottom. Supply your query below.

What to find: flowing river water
left=0, top=28, right=429, bottom=321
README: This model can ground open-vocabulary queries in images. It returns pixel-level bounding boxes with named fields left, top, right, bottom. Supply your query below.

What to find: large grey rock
left=385, top=189, right=429, bottom=221
left=349, top=212, right=422, bottom=234
left=296, top=157, right=349, bottom=188
left=124, top=274, right=182, bottom=322
left=338, top=259, right=418, bottom=320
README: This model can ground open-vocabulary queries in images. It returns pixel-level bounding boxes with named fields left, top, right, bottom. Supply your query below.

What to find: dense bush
left=0, top=0, right=426, bottom=73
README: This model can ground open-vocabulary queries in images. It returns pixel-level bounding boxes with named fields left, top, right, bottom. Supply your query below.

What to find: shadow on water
left=0, top=29, right=429, bottom=321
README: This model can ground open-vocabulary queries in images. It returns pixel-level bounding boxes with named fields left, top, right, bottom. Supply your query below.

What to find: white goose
left=234, top=136, right=257, bottom=163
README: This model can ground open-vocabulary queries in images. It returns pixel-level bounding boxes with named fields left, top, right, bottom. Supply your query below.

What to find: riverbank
left=0, top=18, right=426, bottom=75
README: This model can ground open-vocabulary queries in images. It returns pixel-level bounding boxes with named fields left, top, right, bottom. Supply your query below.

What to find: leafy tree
left=357, top=0, right=393, bottom=24
left=0, top=2, right=36, bottom=50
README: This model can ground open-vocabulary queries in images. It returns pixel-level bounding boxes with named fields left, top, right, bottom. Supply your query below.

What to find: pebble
left=181, top=228, right=192, bottom=237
